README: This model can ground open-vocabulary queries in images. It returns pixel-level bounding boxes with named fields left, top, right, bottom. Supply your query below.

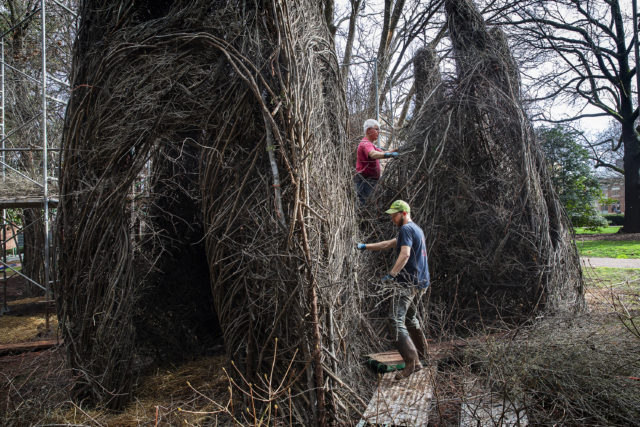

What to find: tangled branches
left=373, top=0, right=584, bottom=333
left=57, top=1, right=371, bottom=423
left=462, top=315, right=640, bottom=425
left=56, top=0, right=587, bottom=422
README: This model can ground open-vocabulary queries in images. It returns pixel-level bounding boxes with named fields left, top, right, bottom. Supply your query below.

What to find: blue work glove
left=384, top=152, right=399, bottom=158
left=382, top=274, right=396, bottom=284
left=357, top=243, right=366, bottom=251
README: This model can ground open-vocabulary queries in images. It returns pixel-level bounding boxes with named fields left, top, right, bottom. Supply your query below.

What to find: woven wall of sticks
left=370, top=0, right=585, bottom=336
left=57, top=1, right=369, bottom=423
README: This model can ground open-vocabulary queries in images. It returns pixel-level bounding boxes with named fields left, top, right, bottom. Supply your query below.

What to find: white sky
left=333, top=0, right=635, bottom=141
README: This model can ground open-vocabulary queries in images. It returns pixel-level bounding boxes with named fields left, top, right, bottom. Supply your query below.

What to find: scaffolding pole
left=41, top=0, right=51, bottom=329
left=1, top=38, right=6, bottom=314
left=0, top=0, right=72, bottom=321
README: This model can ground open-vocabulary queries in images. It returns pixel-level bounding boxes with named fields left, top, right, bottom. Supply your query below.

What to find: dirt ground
left=1, top=248, right=639, bottom=425
left=0, top=274, right=58, bottom=344
left=0, top=273, right=234, bottom=426
left=575, top=232, right=640, bottom=241
left=1, top=274, right=31, bottom=302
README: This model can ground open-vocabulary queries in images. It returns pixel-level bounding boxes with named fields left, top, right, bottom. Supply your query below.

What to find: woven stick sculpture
left=58, top=2, right=369, bottom=423
left=373, top=0, right=584, bottom=333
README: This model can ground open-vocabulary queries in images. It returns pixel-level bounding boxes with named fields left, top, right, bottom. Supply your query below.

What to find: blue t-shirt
left=396, top=222, right=430, bottom=289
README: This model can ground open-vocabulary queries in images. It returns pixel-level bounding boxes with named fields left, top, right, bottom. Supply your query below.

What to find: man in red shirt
left=355, top=119, right=398, bottom=206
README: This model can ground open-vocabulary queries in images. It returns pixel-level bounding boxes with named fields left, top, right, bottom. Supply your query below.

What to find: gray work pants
left=388, top=286, right=425, bottom=341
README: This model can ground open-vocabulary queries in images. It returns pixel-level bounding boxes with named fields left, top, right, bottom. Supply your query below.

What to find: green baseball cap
left=385, top=200, right=410, bottom=214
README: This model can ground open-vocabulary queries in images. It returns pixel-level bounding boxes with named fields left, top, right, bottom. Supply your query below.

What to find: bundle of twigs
left=198, top=3, right=366, bottom=424
left=373, top=0, right=584, bottom=332
left=462, top=314, right=640, bottom=425
left=57, top=1, right=370, bottom=423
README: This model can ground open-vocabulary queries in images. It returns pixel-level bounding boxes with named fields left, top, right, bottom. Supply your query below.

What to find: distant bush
left=603, top=214, right=624, bottom=226
left=538, top=126, right=604, bottom=230
left=572, top=213, right=608, bottom=229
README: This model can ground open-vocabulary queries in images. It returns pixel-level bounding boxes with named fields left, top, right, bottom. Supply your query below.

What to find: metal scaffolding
left=0, top=1, right=74, bottom=319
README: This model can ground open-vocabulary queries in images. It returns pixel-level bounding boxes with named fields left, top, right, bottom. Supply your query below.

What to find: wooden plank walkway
left=0, top=339, right=60, bottom=356
left=361, top=336, right=515, bottom=426
left=358, top=366, right=435, bottom=426
left=359, top=342, right=462, bottom=425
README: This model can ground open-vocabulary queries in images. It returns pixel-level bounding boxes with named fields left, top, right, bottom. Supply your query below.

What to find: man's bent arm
left=366, top=238, right=397, bottom=251
left=390, top=245, right=411, bottom=276
left=369, top=150, right=393, bottom=160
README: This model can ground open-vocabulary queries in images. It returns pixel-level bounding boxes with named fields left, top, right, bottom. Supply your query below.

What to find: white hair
left=363, top=119, right=380, bottom=134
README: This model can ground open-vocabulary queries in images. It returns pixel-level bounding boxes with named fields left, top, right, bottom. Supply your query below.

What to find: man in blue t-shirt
left=356, top=200, right=430, bottom=380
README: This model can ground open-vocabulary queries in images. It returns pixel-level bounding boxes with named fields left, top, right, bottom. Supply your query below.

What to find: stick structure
left=372, top=0, right=584, bottom=332
left=57, top=2, right=366, bottom=422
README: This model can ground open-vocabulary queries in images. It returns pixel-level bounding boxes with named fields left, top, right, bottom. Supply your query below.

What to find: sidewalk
left=581, top=257, right=640, bottom=268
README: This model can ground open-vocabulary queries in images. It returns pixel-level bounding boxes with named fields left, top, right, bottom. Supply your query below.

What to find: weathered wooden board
left=358, top=366, right=435, bottom=426
left=0, top=197, right=58, bottom=208
left=367, top=350, right=405, bottom=372
left=0, top=339, right=60, bottom=356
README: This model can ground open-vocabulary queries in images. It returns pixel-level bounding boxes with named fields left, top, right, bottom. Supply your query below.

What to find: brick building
left=1, top=225, right=19, bottom=253
left=598, top=176, right=625, bottom=214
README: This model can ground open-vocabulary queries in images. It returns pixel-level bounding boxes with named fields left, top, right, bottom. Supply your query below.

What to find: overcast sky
left=333, top=0, right=634, bottom=142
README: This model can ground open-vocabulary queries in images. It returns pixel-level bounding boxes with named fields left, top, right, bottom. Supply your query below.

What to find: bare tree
left=492, top=0, right=640, bottom=231
left=330, top=0, right=444, bottom=139
left=584, top=120, right=625, bottom=176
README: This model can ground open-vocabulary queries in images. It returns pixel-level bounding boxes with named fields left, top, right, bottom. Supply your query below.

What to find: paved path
left=581, top=257, right=640, bottom=268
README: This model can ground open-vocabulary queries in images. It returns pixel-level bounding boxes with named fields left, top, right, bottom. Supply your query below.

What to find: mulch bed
left=0, top=347, right=71, bottom=424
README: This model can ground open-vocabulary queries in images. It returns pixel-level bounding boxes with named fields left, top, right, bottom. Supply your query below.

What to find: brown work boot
left=408, top=327, right=429, bottom=361
left=394, top=335, right=422, bottom=380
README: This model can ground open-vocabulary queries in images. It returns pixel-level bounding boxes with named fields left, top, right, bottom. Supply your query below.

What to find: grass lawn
left=583, top=267, right=640, bottom=313
left=583, top=267, right=640, bottom=288
left=0, top=265, right=21, bottom=278
left=575, top=240, right=640, bottom=258
left=574, top=226, right=622, bottom=234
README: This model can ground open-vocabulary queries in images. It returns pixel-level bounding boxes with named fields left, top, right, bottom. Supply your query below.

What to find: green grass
left=584, top=267, right=640, bottom=288
left=574, top=226, right=622, bottom=234
left=575, top=240, right=640, bottom=258
left=583, top=267, right=640, bottom=311
left=0, top=265, right=21, bottom=278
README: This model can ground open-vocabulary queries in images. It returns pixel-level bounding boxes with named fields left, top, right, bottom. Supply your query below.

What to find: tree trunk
left=622, top=123, right=640, bottom=232
left=340, top=0, right=362, bottom=90
left=366, top=0, right=406, bottom=117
